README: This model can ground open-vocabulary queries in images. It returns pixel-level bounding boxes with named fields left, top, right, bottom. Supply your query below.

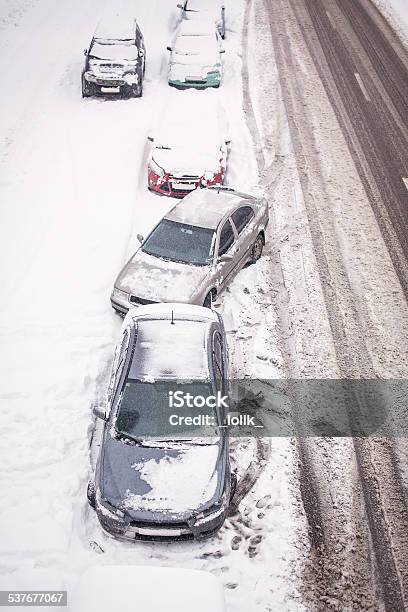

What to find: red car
left=147, top=92, right=229, bottom=198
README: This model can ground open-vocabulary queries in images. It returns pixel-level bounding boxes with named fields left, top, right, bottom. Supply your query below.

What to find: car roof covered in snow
left=186, top=0, right=224, bottom=12
left=94, top=16, right=137, bottom=41
left=71, top=566, right=226, bottom=612
left=129, top=316, right=212, bottom=380
left=152, top=90, right=226, bottom=151
left=176, top=19, right=219, bottom=37
left=164, top=188, right=257, bottom=230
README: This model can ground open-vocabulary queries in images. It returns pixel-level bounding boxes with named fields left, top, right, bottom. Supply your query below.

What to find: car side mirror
left=166, top=46, right=172, bottom=52
left=93, top=405, right=107, bottom=421
left=83, top=48, right=88, bottom=56
left=225, top=139, right=231, bottom=145
left=218, top=253, right=233, bottom=263
left=220, top=48, right=226, bottom=54
left=137, top=233, right=144, bottom=244
left=139, top=48, right=145, bottom=57
left=147, top=136, right=154, bottom=142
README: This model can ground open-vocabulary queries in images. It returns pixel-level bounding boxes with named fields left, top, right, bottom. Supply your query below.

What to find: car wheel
left=87, top=480, right=96, bottom=508
left=249, top=234, right=264, bottom=264
left=203, top=290, right=216, bottom=308
left=230, top=472, right=237, bottom=501
left=82, top=77, right=92, bottom=98
left=131, top=82, right=143, bottom=98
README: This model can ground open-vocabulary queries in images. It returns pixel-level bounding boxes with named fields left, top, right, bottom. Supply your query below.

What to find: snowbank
left=372, top=0, right=408, bottom=46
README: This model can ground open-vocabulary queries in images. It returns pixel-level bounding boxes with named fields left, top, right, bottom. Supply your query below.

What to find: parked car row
left=82, top=1, right=225, bottom=98
left=85, top=3, right=269, bottom=544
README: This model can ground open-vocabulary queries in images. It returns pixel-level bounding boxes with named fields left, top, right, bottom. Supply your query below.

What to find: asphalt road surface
left=292, top=0, right=408, bottom=297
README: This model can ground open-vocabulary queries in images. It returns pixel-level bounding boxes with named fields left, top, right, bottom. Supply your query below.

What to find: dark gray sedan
left=88, top=303, right=235, bottom=541
left=111, top=187, right=269, bottom=314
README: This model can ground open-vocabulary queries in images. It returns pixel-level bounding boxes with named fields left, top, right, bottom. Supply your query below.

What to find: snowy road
left=0, top=1, right=303, bottom=611
left=246, top=0, right=408, bottom=609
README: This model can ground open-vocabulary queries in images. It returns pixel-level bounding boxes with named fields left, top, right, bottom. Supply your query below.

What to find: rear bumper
left=168, top=72, right=221, bottom=90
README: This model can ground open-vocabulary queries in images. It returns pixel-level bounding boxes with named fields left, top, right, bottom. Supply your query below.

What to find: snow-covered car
left=71, top=566, right=226, bottom=612
left=148, top=92, right=229, bottom=197
left=111, top=187, right=269, bottom=314
left=88, top=303, right=235, bottom=541
left=167, top=25, right=225, bottom=89
left=82, top=17, right=146, bottom=98
left=177, top=0, right=226, bottom=39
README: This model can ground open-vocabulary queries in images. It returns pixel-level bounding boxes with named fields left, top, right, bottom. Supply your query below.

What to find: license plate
left=137, top=526, right=182, bottom=537
left=172, top=182, right=196, bottom=190
left=101, top=86, right=120, bottom=93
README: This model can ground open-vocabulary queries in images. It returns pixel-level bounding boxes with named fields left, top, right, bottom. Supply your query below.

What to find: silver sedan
left=111, top=186, right=269, bottom=314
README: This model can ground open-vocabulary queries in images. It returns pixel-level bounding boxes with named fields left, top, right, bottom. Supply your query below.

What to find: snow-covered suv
left=82, top=17, right=146, bottom=98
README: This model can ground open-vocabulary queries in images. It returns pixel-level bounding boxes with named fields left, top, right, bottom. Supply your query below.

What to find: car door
left=230, top=205, right=256, bottom=266
left=213, top=218, right=237, bottom=292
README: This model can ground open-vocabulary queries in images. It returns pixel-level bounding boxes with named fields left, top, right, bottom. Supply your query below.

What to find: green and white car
left=167, top=22, right=224, bottom=89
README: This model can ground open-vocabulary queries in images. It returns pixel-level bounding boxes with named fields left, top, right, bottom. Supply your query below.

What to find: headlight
left=96, top=489, right=125, bottom=519
left=112, top=287, right=129, bottom=301
left=194, top=504, right=225, bottom=527
left=149, top=158, right=165, bottom=177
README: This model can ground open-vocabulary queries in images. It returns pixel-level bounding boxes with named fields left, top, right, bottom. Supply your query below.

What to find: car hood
left=116, top=249, right=210, bottom=303
left=152, top=148, right=220, bottom=177
left=171, top=51, right=220, bottom=70
left=100, top=435, right=222, bottom=519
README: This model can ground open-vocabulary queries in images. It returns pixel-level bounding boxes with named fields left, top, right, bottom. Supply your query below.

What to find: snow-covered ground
left=372, top=0, right=408, bottom=46
left=0, top=0, right=304, bottom=610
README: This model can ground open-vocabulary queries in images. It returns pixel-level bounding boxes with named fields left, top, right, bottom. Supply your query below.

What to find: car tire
left=203, top=290, right=216, bottom=308
left=87, top=480, right=96, bottom=508
left=131, top=82, right=143, bottom=98
left=82, top=77, right=92, bottom=98
left=230, top=472, right=238, bottom=501
left=249, top=234, right=264, bottom=264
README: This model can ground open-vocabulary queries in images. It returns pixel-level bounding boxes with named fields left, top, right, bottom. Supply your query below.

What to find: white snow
left=372, top=0, right=408, bottom=45
left=123, top=446, right=219, bottom=512
left=71, top=566, right=226, bottom=612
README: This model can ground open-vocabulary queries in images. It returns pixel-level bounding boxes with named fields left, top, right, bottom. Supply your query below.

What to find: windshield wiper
left=115, top=431, right=143, bottom=445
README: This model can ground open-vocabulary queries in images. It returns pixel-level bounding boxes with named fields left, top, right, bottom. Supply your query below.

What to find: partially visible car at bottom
left=111, top=187, right=269, bottom=315
left=70, top=566, right=226, bottom=612
left=88, top=303, right=234, bottom=541
left=82, top=17, right=146, bottom=98
left=148, top=91, right=229, bottom=197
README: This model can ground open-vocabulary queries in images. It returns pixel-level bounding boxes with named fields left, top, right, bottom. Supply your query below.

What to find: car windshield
left=115, top=381, right=219, bottom=442
left=142, top=219, right=215, bottom=266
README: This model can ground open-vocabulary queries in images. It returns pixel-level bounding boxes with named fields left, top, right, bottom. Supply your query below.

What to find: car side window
left=218, top=219, right=235, bottom=256
left=107, top=329, right=130, bottom=405
left=231, top=206, right=255, bottom=235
